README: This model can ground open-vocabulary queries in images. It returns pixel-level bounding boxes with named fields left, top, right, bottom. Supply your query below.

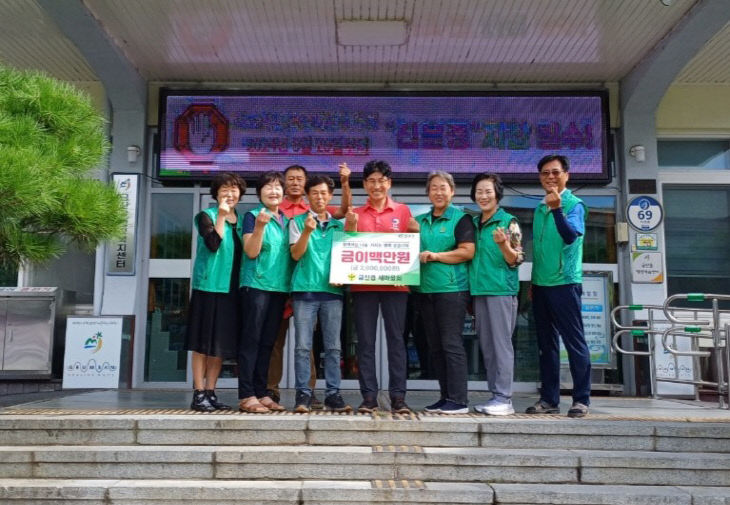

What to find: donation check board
left=330, top=231, right=420, bottom=285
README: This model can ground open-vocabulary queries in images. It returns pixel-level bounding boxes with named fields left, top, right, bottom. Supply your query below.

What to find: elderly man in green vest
left=526, top=154, right=591, bottom=418
left=289, top=175, right=352, bottom=413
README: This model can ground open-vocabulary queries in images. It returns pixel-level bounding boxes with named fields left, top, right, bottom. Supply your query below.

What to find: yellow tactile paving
left=1, top=407, right=729, bottom=422
left=370, top=480, right=425, bottom=489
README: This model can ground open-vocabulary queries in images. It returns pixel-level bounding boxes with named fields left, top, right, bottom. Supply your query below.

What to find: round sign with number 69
left=627, top=195, right=663, bottom=231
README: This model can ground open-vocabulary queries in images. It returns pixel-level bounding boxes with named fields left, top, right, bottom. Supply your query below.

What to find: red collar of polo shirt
left=280, top=196, right=309, bottom=217
left=363, top=196, right=397, bottom=213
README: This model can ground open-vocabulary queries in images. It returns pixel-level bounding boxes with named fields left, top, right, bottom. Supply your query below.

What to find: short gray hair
left=425, top=171, right=455, bottom=194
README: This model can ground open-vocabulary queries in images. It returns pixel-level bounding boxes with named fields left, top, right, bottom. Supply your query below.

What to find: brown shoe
left=258, top=396, right=286, bottom=412
left=390, top=397, right=412, bottom=414
left=238, top=396, right=270, bottom=414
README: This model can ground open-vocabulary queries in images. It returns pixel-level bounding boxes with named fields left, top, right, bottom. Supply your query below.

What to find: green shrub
left=0, top=65, right=126, bottom=270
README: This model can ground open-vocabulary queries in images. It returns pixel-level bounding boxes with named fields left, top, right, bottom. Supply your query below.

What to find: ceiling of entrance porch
left=1, top=0, right=730, bottom=85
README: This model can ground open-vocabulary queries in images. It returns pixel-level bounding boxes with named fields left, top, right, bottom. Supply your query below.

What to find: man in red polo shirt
left=344, top=160, right=419, bottom=414
left=266, top=163, right=351, bottom=407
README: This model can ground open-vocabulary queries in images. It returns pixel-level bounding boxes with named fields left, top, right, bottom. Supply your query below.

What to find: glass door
left=663, top=184, right=730, bottom=306
left=144, top=190, right=196, bottom=386
left=658, top=140, right=730, bottom=307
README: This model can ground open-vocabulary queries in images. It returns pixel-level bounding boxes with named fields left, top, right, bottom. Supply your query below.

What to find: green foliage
left=0, top=65, right=126, bottom=270
left=0, top=264, right=17, bottom=286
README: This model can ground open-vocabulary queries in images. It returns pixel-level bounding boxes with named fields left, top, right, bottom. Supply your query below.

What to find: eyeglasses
left=364, top=177, right=389, bottom=186
left=539, top=169, right=564, bottom=177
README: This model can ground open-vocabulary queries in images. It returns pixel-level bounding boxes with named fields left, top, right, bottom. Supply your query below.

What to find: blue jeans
left=293, top=298, right=343, bottom=397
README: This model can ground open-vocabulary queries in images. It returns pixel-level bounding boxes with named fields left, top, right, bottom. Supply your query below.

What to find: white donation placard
left=62, top=317, right=123, bottom=389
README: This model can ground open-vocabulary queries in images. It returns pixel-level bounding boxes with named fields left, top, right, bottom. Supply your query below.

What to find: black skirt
left=185, top=221, right=242, bottom=359
left=185, top=288, right=240, bottom=358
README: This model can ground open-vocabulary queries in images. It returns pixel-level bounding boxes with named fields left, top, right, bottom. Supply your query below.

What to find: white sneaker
left=474, top=396, right=498, bottom=414
left=474, top=402, right=489, bottom=414
left=483, top=401, right=514, bottom=416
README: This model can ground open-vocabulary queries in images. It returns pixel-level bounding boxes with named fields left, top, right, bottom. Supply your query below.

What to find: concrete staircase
left=0, top=412, right=728, bottom=504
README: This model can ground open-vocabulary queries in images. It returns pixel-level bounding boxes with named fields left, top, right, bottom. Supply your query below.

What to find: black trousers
left=237, top=287, right=287, bottom=399
left=418, top=291, right=469, bottom=405
left=352, top=291, right=408, bottom=400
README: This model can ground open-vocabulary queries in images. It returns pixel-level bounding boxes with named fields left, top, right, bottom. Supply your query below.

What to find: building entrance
left=139, top=189, right=619, bottom=394
left=141, top=190, right=402, bottom=391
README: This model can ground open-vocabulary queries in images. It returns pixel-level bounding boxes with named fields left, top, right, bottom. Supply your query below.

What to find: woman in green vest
left=237, top=171, right=292, bottom=413
left=469, top=173, right=524, bottom=416
left=186, top=172, right=246, bottom=412
left=416, top=171, right=475, bottom=414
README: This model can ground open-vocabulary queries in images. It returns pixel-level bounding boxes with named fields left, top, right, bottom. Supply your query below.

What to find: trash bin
left=0, top=287, right=57, bottom=377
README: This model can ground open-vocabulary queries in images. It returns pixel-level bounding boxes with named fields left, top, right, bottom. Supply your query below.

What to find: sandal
left=258, top=395, right=286, bottom=412
left=238, top=396, right=270, bottom=414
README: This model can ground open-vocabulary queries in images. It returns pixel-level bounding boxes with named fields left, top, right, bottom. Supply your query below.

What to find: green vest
left=192, top=207, right=243, bottom=293
left=469, top=208, right=520, bottom=296
left=532, top=189, right=586, bottom=286
left=415, top=205, right=470, bottom=293
left=290, top=212, right=344, bottom=295
left=240, top=206, right=292, bottom=292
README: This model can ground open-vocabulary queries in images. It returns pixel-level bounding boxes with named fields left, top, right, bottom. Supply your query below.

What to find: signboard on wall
left=62, top=317, right=123, bottom=389
left=652, top=324, right=695, bottom=396
left=158, top=90, right=609, bottom=182
left=106, top=173, right=139, bottom=275
left=631, top=251, right=664, bottom=283
left=560, top=272, right=613, bottom=368
left=635, top=233, right=658, bottom=251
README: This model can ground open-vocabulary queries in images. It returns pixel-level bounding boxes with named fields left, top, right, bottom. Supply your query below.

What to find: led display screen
left=158, top=90, right=609, bottom=182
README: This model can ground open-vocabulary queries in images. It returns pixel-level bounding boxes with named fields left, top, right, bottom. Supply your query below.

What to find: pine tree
left=0, top=65, right=126, bottom=271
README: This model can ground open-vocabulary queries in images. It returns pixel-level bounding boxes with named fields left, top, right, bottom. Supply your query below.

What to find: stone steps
left=0, top=414, right=729, bottom=452
left=1, top=445, right=729, bottom=486
left=0, top=480, right=728, bottom=504
left=0, top=413, right=728, bottom=504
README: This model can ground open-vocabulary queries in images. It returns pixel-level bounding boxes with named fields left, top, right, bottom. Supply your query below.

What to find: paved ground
left=1, top=389, right=729, bottom=420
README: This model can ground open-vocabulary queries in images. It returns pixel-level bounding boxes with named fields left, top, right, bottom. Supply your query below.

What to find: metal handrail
left=663, top=293, right=730, bottom=326
left=610, top=304, right=668, bottom=400
left=661, top=326, right=712, bottom=358
left=612, top=293, right=730, bottom=409
left=610, top=304, right=665, bottom=330
left=612, top=328, right=657, bottom=357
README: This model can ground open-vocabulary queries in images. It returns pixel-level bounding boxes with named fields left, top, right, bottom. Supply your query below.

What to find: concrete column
left=38, top=0, right=148, bottom=318
left=620, top=0, right=730, bottom=306
left=618, top=0, right=730, bottom=393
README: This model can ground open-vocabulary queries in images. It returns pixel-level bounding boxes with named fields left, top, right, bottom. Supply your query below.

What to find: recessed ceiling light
left=336, top=20, right=408, bottom=46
